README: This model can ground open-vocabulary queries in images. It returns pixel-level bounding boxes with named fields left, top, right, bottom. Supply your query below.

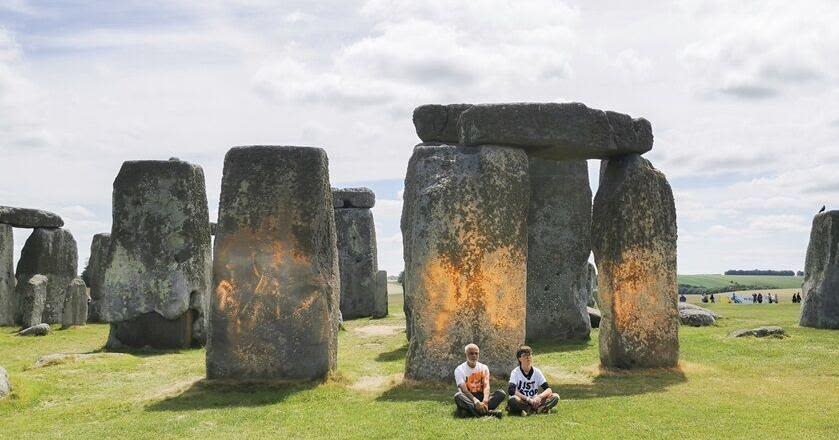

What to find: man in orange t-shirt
left=453, top=343, right=506, bottom=418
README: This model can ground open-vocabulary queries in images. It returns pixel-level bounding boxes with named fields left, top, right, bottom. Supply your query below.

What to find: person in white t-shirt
left=453, top=343, right=506, bottom=418
left=507, top=345, right=559, bottom=416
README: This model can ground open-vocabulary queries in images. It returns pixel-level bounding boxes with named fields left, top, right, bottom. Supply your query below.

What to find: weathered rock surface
left=207, top=146, right=339, bottom=380
left=413, top=104, right=473, bottom=143
left=107, top=311, right=194, bottom=349
left=458, top=103, right=653, bottom=160
left=678, top=302, right=721, bottom=319
left=592, top=154, right=679, bottom=369
left=332, top=187, right=376, bottom=209
left=16, top=274, right=48, bottom=328
left=0, top=224, right=13, bottom=325
left=0, top=366, right=9, bottom=399
left=15, top=228, right=77, bottom=324
left=0, top=205, right=63, bottom=228
left=402, top=143, right=529, bottom=379
left=87, top=233, right=110, bottom=322
left=800, top=211, right=839, bottom=329
left=588, top=307, right=601, bottom=328
left=19, top=323, right=51, bottom=336
left=679, top=308, right=715, bottom=327
left=335, top=207, right=378, bottom=319
left=373, top=270, right=388, bottom=319
left=526, top=158, right=592, bottom=342
left=730, top=326, right=786, bottom=338
left=61, top=277, right=87, bottom=327
left=586, top=262, right=598, bottom=307
left=99, top=159, right=211, bottom=347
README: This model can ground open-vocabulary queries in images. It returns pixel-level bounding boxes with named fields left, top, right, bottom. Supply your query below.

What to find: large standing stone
left=402, top=144, right=529, bottom=380
left=87, top=233, right=110, bottom=322
left=16, top=274, right=48, bottom=328
left=0, top=206, right=63, bottom=228
left=800, top=210, right=839, bottom=329
left=526, top=158, right=592, bottom=342
left=458, top=103, right=653, bottom=160
left=592, top=154, right=679, bottom=369
left=207, top=146, right=339, bottom=381
left=413, top=104, right=473, bottom=143
left=373, top=270, right=388, bottom=318
left=61, top=277, right=88, bottom=327
left=0, top=224, right=13, bottom=325
left=15, top=228, right=78, bottom=324
left=99, top=159, right=211, bottom=348
left=334, top=203, right=378, bottom=319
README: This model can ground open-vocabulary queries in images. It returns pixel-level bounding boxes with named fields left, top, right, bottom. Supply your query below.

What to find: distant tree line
left=723, top=269, right=796, bottom=276
left=678, top=283, right=774, bottom=295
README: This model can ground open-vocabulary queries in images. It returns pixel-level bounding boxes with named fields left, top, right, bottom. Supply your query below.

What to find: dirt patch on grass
left=31, top=353, right=130, bottom=369
left=350, top=374, right=402, bottom=393
left=354, top=325, right=403, bottom=337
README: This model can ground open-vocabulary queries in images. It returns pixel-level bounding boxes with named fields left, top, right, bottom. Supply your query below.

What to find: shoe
left=520, top=409, right=529, bottom=417
left=538, top=396, right=560, bottom=414
left=488, top=410, right=503, bottom=419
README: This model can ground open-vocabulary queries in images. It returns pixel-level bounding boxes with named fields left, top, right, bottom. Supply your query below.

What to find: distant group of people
left=454, top=344, right=560, bottom=418
left=751, top=292, right=780, bottom=303
left=792, top=292, right=803, bottom=303
left=700, top=293, right=716, bottom=303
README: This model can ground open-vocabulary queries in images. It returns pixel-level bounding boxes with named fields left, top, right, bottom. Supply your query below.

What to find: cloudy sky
left=1, top=0, right=837, bottom=275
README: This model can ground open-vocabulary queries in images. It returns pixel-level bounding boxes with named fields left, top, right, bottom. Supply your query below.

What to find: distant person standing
left=710, top=293, right=715, bottom=303
left=753, top=293, right=758, bottom=303
left=774, top=293, right=780, bottom=303
left=679, top=294, right=687, bottom=303
left=757, top=293, right=764, bottom=304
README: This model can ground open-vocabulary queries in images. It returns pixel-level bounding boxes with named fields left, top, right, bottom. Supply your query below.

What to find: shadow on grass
left=557, top=368, right=687, bottom=400
left=376, top=380, right=452, bottom=403
left=376, top=343, right=407, bottom=362
left=529, top=339, right=593, bottom=355
left=146, top=379, right=319, bottom=411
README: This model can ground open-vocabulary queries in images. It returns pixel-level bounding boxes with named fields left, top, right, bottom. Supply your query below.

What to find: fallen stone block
left=730, top=326, right=786, bottom=338
left=19, top=323, right=51, bottom=336
left=679, top=308, right=715, bottom=327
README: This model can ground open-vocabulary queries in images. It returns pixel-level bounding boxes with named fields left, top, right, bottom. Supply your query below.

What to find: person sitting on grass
left=454, top=343, right=506, bottom=419
left=507, top=345, right=559, bottom=416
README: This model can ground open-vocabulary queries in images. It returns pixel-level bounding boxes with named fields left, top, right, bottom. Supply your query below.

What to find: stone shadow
left=146, top=379, right=319, bottom=411
left=376, top=380, right=452, bottom=403
left=375, top=343, right=407, bottom=362
left=556, top=368, right=686, bottom=400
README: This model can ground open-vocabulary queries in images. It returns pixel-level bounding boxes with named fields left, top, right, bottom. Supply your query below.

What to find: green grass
left=678, top=274, right=804, bottom=289
left=1, top=295, right=837, bottom=439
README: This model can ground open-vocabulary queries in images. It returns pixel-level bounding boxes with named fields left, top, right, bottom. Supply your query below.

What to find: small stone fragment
left=16, top=274, right=48, bottom=328
left=332, top=187, right=376, bottom=209
left=61, top=277, right=88, bottom=328
left=15, top=228, right=78, bottom=324
left=373, top=270, right=388, bottom=319
left=0, top=205, right=64, bottom=228
left=19, top=323, right=51, bottom=336
left=413, top=104, right=473, bottom=143
left=730, top=326, right=786, bottom=338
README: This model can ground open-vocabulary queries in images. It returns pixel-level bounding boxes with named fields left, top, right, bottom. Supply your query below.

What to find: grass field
left=678, top=274, right=804, bottom=289
left=1, top=287, right=837, bottom=439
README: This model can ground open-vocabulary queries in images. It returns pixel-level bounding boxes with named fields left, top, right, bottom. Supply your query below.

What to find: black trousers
left=507, top=393, right=560, bottom=414
left=454, top=389, right=507, bottom=416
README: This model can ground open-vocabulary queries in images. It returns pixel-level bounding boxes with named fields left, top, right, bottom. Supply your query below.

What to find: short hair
left=516, top=345, right=532, bottom=359
left=464, top=343, right=479, bottom=354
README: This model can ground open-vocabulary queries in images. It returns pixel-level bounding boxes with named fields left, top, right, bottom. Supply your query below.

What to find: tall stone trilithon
left=15, top=228, right=78, bottom=324
left=592, top=154, right=679, bottom=369
left=0, top=224, right=13, bottom=326
left=402, top=144, right=529, bottom=380
left=207, top=146, right=339, bottom=381
left=333, top=187, right=378, bottom=320
left=800, top=211, right=839, bottom=329
left=526, top=157, right=592, bottom=342
left=99, top=159, right=212, bottom=348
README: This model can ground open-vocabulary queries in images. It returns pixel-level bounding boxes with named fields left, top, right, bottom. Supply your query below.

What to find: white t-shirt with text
left=508, top=366, right=548, bottom=398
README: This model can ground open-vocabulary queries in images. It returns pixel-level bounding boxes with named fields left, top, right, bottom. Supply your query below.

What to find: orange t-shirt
left=454, top=361, right=489, bottom=393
